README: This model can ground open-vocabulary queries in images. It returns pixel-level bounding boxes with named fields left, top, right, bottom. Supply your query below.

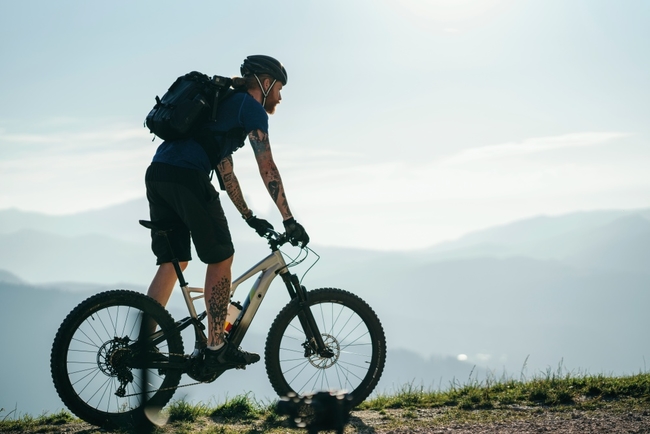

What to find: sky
left=1, top=0, right=649, bottom=250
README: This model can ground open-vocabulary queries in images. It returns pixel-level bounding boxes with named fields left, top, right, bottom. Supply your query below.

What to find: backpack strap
left=212, top=169, right=226, bottom=191
left=210, top=76, right=233, bottom=121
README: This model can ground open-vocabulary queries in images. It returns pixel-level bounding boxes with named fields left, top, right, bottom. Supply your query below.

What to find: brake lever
left=264, top=229, right=289, bottom=245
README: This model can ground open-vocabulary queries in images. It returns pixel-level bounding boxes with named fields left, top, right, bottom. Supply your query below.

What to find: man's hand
left=246, top=215, right=274, bottom=237
left=283, top=218, right=309, bottom=247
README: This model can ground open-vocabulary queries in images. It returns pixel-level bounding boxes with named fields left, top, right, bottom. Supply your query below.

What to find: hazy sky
left=1, top=0, right=648, bottom=250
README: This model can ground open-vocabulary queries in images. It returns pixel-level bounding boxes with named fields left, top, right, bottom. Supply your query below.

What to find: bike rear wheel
left=50, top=290, right=183, bottom=428
left=265, top=288, right=386, bottom=407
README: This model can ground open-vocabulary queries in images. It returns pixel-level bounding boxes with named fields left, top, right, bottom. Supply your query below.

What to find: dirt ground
left=350, top=406, right=650, bottom=434
left=6, top=404, right=650, bottom=433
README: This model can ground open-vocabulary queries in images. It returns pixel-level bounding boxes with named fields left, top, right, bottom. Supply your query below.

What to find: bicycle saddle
left=139, top=220, right=171, bottom=232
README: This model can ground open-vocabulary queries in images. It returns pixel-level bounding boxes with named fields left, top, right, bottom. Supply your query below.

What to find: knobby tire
left=264, top=288, right=386, bottom=407
left=50, top=290, right=183, bottom=428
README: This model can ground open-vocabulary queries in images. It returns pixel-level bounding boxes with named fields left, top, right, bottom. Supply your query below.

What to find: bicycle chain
left=121, top=351, right=205, bottom=398
left=122, top=379, right=203, bottom=397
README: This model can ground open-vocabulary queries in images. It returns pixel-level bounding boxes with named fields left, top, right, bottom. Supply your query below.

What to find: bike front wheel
left=265, top=288, right=386, bottom=407
left=50, top=290, right=184, bottom=428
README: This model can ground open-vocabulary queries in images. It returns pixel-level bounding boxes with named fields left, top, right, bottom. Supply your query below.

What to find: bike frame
left=138, top=219, right=330, bottom=366
left=178, top=247, right=289, bottom=350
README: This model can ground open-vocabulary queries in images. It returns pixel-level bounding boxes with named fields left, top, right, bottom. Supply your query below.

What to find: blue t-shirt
left=151, top=92, right=268, bottom=174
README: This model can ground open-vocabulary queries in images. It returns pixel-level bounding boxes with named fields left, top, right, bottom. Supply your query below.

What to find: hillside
left=2, top=405, right=649, bottom=433
left=2, top=373, right=649, bottom=433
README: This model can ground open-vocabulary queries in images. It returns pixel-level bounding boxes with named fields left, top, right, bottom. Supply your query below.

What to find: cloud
left=0, top=121, right=153, bottom=214
left=0, top=122, right=152, bottom=159
left=442, top=132, right=632, bottom=165
left=267, top=131, right=650, bottom=249
left=240, top=131, right=645, bottom=211
left=1, top=124, right=648, bottom=250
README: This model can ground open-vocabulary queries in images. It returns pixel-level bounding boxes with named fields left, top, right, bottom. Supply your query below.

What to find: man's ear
left=263, top=77, right=273, bottom=92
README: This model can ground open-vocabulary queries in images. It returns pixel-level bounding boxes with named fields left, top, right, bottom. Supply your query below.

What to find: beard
left=264, top=99, right=279, bottom=115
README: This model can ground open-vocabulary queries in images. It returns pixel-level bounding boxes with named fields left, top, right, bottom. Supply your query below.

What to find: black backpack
left=145, top=71, right=233, bottom=141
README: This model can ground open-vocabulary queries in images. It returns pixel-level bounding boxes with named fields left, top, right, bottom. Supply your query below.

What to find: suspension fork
left=281, top=272, right=334, bottom=358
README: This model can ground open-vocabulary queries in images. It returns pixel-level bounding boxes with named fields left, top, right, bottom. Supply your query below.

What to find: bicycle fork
left=281, top=273, right=335, bottom=359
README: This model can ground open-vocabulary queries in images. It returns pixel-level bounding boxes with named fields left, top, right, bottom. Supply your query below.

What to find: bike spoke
left=52, top=290, right=185, bottom=426
left=276, top=297, right=378, bottom=397
left=66, top=309, right=172, bottom=414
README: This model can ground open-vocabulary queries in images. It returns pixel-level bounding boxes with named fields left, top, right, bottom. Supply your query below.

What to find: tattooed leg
left=204, top=257, right=233, bottom=347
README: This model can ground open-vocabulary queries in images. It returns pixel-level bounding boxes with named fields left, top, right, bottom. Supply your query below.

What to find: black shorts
left=145, top=163, right=234, bottom=265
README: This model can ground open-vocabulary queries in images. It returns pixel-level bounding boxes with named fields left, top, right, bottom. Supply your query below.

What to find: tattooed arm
left=248, top=129, right=293, bottom=220
left=216, top=155, right=252, bottom=219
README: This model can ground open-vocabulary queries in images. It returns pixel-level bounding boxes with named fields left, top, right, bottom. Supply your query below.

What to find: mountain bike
left=50, top=221, right=386, bottom=428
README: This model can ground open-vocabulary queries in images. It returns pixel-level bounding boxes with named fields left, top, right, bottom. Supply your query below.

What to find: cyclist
left=144, top=55, right=309, bottom=374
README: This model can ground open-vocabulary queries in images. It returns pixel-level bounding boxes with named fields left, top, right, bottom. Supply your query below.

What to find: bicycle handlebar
left=264, top=228, right=319, bottom=279
left=263, top=229, right=307, bottom=251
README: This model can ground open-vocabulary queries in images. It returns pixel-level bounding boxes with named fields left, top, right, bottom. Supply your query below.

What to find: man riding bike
left=144, top=55, right=309, bottom=374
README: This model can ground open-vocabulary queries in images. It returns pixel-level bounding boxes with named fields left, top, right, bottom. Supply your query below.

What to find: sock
left=207, top=343, right=225, bottom=352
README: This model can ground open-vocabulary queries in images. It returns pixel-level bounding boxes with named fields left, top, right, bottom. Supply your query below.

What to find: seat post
left=162, top=235, right=188, bottom=288
left=139, top=220, right=188, bottom=287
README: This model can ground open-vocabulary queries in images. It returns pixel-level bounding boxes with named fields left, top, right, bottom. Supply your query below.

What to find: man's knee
left=207, top=255, right=234, bottom=269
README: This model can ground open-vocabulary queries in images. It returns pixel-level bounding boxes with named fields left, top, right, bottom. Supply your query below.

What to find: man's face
left=264, top=80, right=283, bottom=115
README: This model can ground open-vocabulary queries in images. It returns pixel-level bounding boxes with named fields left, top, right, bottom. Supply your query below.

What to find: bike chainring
left=186, top=356, right=221, bottom=383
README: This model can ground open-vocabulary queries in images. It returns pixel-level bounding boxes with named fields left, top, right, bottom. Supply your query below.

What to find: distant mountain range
left=418, top=209, right=650, bottom=275
left=1, top=200, right=649, bottom=415
left=0, top=199, right=151, bottom=242
left=1, top=199, right=648, bottom=285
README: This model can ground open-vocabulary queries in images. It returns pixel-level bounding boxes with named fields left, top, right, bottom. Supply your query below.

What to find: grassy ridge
left=363, top=370, right=650, bottom=411
left=2, top=372, right=649, bottom=432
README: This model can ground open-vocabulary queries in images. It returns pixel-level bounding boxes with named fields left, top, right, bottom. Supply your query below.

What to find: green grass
left=0, top=408, right=77, bottom=432
left=360, top=370, right=650, bottom=411
left=209, top=394, right=268, bottom=421
left=166, top=394, right=271, bottom=423
left=166, top=399, right=213, bottom=423
left=2, top=372, right=649, bottom=433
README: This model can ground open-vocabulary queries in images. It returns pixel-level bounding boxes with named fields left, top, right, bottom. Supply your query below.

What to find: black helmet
left=240, top=55, right=288, bottom=85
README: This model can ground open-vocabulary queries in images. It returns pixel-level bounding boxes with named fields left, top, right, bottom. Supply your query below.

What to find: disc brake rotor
left=307, top=334, right=340, bottom=368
